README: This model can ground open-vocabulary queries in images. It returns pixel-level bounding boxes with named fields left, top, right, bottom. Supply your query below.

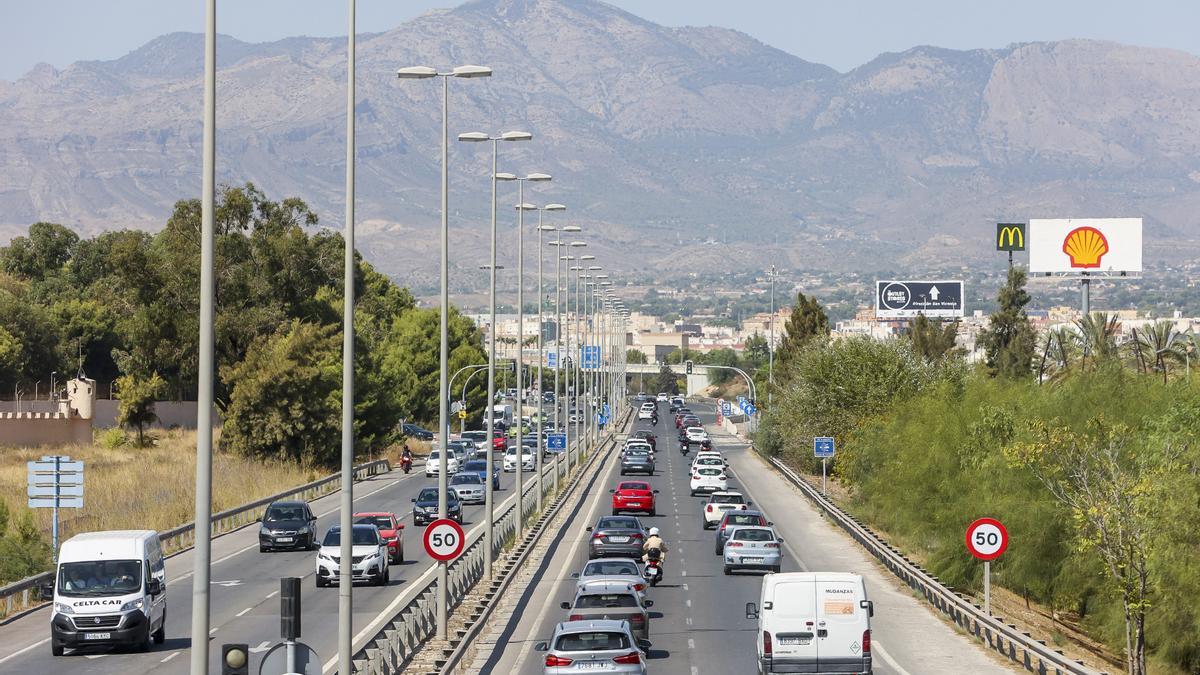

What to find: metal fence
left=766, top=456, right=1106, bottom=675
left=0, top=458, right=391, bottom=621
left=355, top=411, right=631, bottom=674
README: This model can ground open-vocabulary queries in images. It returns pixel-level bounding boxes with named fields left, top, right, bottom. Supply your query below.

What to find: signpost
left=996, top=222, right=1026, bottom=268
left=813, top=437, right=835, bottom=496
left=27, top=455, right=84, bottom=561
left=423, top=518, right=466, bottom=563
left=965, top=517, right=1009, bottom=616
left=875, top=280, right=965, bottom=319
left=580, top=345, right=601, bottom=371
left=547, top=433, right=567, bottom=451
left=1028, top=218, right=1143, bottom=315
left=547, top=350, right=558, bottom=368
left=720, top=400, right=733, bottom=417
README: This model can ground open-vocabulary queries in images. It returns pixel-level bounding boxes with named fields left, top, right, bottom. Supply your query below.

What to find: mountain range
left=3, top=0, right=1200, bottom=291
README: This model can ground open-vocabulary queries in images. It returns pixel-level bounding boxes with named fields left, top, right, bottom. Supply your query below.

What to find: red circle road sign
left=423, top=518, right=466, bottom=562
left=965, top=517, right=1008, bottom=561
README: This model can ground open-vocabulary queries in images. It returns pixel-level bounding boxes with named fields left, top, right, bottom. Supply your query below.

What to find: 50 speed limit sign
left=423, top=518, right=466, bottom=562
left=965, top=517, right=1008, bottom=561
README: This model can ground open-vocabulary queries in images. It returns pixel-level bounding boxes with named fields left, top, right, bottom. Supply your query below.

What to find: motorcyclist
left=642, top=527, right=668, bottom=564
left=680, top=438, right=690, bottom=455
left=400, top=445, right=414, bottom=472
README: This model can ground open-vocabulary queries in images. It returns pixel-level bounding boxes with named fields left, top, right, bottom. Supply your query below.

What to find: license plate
left=276, top=537, right=293, bottom=543
left=608, top=536, right=629, bottom=543
left=627, top=502, right=642, bottom=507
left=84, top=632, right=111, bottom=641
left=779, top=636, right=812, bottom=646
left=575, top=662, right=605, bottom=670
left=741, top=557, right=762, bottom=563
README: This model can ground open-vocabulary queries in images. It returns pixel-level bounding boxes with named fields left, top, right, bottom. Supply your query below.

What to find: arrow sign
left=211, top=580, right=243, bottom=587
left=249, top=641, right=272, bottom=653
left=929, top=285, right=940, bottom=300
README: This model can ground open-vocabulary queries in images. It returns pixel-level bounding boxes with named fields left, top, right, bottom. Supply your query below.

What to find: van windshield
left=58, top=560, right=142, bottom=597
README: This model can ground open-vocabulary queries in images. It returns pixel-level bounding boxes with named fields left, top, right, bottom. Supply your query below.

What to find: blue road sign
left=745, top=404, right=757, bottom=415
left=814, top=437, right=836, bottom=458
left=547, top=350, right=558, bottom=368
left=720, top=401, right=733, bottom=416
left=547, top=433, right=567, bottom=450
left=581, top=345, right=601, bottom=370
left=737, top=395, right=747, bottom=405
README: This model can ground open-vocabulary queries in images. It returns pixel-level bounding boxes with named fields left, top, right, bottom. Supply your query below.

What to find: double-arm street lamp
left=527, top=204, right=565, bottom=510
left=396, top=62, right=492, bottom=643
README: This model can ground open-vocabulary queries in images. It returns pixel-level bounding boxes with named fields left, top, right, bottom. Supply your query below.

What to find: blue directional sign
left=720, top=401, right=733, bottom=417
left=746, top=404, right=757, bottom=415
left=547, top=433, right=567, bottom=450
left=814, top=437, right=836, bottom=458
left=547, top=350, right=558, bottom=368
left=581, top=345, right=601, bottom=370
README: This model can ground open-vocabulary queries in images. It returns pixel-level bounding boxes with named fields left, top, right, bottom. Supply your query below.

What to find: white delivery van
left=745, top=572, right=873, bottom=675
left=491, top=404, right=513, bottom=428
left=46, top=530, right=166, bottom=656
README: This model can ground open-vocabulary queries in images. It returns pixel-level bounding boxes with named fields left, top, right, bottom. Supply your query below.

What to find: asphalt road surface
left=474, top=401, right=1017, bottom=675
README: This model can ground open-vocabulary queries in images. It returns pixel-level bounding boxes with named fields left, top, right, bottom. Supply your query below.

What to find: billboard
left=875, top=280, right=964, bottom=319
left=996, top=223, right=1026, bottom=251
left=1028, top=218, right=1142, bottom=275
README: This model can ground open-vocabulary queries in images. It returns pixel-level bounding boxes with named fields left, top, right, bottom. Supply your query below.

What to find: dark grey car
left=586, top=516, right=646, bottom=559
left=559, top=581, right=653, bottom=640
left=259, top=500, right=317, bottom=551
left=620, top=452, right=654, bottom=475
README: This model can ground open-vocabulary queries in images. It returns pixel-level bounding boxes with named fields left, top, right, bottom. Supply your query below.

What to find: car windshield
left=597, top=517, right=640, bottom=530
left=584, top=560, right=639, bottom=576
left=555, top=631, right=631, bottom=652
left=451, top=474, right=482, bottom=485
left=733, top=528, right=775, bottom=542
left=711, top=494, right=745, bottom=504
left=323, top=527, right=379, bottom=546
left=354, top=515, right=393, bottom=530
left=699, top=468, right=722, bottom=476
left=429, top=451, right=442, bottom=459
left=618, top=483, right=649, bottom=491
left=264, top=505, right=305, bottom=521
left=576, top=593, right=638, bottom=609
left=417, top=487, right=444, bottom=501
left=727, top=513, right=765, bottom=526
left=58, top=560, right=142, bottom=597
left=464, top=461, right=487, bottom=472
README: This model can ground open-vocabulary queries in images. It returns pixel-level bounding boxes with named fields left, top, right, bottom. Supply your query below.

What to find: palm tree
left=1075, top=312, right=1121, bottom=367
left=1133, top=321, right=1186, bottom=383
left=1038, top=326, right=1078, bottom=383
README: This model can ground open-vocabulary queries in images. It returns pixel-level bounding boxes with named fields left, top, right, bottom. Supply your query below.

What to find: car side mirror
left=570, top=572, right=579, bottom=579
left=767, top=522, right=774, bottom=527
left=534, top=641, right=549, bottom=652
left=38, top=582, right=54, bottom=601
left=397, top=524, right=405, bottom=529
left=860, top=600, right=874, bottom=617
left=777, top=537, right=785, bottom=543
left=411, top=498, right=416, bottom=502
left=560, top=601, right=571, bottom=610
left=644, top=600, right=653, bottom=607
left=585, top=527, right=593, bottom=532
left=746, top=501, right=753, bottom=506
left=608, top=489, right=615, bottom=494
left=637, top=638, right=651, bottom=651
left=147, top=579, right=163, bottom=596
left=745, top=602, right=759, bottom=620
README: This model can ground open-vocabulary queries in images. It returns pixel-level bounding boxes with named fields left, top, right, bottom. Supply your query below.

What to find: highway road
left=470, top=402, right=1019, bottom=675
left=0, top=454, right=549, bottom=675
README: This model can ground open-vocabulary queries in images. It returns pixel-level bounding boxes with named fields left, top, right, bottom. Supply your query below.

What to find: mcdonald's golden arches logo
left=996, top=223, right=1026, bottom=251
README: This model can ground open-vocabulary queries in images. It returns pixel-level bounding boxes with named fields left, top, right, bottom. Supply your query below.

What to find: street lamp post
left=458, top=130, right=531, bottom=579
left=532, top=206, right=564, bottom=506
left=767, top=264, right=777, bottom=407
left=396, top=61, right=491, bottom=642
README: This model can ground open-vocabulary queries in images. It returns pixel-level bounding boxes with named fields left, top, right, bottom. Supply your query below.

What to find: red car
left=491, top=432, right=507, bottom=453
left=610, top=481, right=658, bottom=516
left=353, top=511, right=405, bottom=563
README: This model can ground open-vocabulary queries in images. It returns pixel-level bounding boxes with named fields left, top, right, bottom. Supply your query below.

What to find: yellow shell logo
left=1062, top=226, right=1109, bottom=268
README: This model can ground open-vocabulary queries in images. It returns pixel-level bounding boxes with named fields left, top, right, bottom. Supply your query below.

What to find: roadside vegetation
left=761, top=269, right=1200, bottom=675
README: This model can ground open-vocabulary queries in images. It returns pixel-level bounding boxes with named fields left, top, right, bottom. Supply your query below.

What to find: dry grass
left=0, top=428, right=325, bottom=546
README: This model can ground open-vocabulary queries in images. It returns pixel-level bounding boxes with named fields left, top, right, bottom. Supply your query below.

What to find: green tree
left=0, top=222, right=79, bottom=280
left=907, top=314, right=960, bottom=362
left=1075, top=312, right=1121, bottom=366
left=626, top=349, right=647, bottom=364
left=1130, top=320, right=1184, bottom=381
left=377, top=307, right=487, bottom=427
left=774, top=293, right=828, bottom=370
left=0, top=501, right=52, bottom=584
left=743, top=332, right=769, bottom=366
left=115, top=372, right=167, bottom=446
left=980, top=266, right=1036, bottom=378
left=652, top=364, right=680, bottom=395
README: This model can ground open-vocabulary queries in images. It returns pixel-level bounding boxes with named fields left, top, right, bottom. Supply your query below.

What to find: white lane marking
left=874, top=641, right=915, bottom=675
left=0, top=638, right=50, bottom=666
left=86, top=654, right=106, bottom=659
left=688, top=638, right=695, bottom=650
left=315, top=478, right=401, bottom=518
left=681, top=570, right=687, bottom=577
left=691, top=668, right=699, bottom=675
left=682, top=583, right=689, bottom=591
left=209, top=627, right=218, bottom=635
left=161, top=651, right=181, bottom=663
left=249, top=640, right=273, bottom=653
left=686, top=617, right=693, bottom=626
left=236, top=607, right=253, bottom=617
left=686, top=599, right=692, bottom=608
left=265, top=590, right=279, bottom=599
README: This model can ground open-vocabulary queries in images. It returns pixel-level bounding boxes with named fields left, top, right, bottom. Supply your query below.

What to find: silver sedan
left=722, top=526, right=784, bottom=574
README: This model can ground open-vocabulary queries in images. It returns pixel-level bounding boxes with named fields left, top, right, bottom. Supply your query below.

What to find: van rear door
left=765, top=577, right=819, bottom=670
left=815, top=576, right=870, bottom=673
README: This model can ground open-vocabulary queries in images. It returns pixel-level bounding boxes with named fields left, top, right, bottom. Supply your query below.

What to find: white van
left=46, top=530, right=166, bottom=656
left=745, top=572, right=873, bottom=675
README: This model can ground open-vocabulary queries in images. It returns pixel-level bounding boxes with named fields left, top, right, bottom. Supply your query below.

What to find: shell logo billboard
left=1029, top=218, right=1142, bottom=275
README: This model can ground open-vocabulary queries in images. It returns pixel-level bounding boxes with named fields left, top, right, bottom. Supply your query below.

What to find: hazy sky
left=2, top=0, right=1198, bottom=81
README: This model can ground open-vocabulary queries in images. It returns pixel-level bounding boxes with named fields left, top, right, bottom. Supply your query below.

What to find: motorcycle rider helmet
left=648, top=527, right=660, bottom=537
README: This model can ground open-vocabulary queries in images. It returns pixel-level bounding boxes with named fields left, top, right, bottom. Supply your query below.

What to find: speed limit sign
left=423, top=518, right=466, bottom=562
left=965, top=517, right=1008, bottom=561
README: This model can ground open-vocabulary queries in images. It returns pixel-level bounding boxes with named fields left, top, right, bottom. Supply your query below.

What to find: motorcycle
left=680, top=441, right=690, bottom=456
left=643, top=548, right=663, bottom=587
left=400, top=455, right=413, bottom=474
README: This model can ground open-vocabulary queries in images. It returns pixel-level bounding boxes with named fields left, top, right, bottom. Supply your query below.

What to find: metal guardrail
left=765, top=456, right=1106, bottom=675
left=0, top=458, right=391, bottom=621
left=354, top=409, right=632, bottom=675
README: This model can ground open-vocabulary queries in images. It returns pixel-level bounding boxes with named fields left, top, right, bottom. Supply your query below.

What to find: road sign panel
left=547, top=350, right=558, bottom=368
left=28, top=484, right=84, bottom=498
left=423, top=518, right=466, bottom=562
left=29, top=459, right=83, bottom=473
left=720, top=401, right=733, bottom=416
left=965, top=517, right=1008, bottom=561
left=875, top=280, right=964, bottom=319
left=996, top=223, right=1026, bottom=252
left=547, top=433, right=567, bottom=450
left=745, top=404, right=757, bottom=415
left=29, top=497, right=83, bottom=509
left=814, top=437, right=836, bottom=458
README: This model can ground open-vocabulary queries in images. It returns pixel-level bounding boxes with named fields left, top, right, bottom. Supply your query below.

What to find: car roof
left=710, top=490, right=743, bottom=497
left=721, top=509, right=766, bottom=520
left=617, top=481, right=650, bottom=489
left=268, top=500, right=306, bottom=508
left=555, top=619, right=630, bottom=634
left=584, top=556, right=641, bottom=566
left=352, top=511, right=395, bottom=518
left=575, top=581, right=636, bottom=595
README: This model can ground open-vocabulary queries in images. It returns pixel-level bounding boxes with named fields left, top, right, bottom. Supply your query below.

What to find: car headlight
left=260, top=525, right=271, bottom=535
left=121, top=598, right=145, bottom=613
left=318, top=552, right=332, bottom=560
left=54, top=602, right=74, bottom=615
left=298, top=525, right=311, bottom=535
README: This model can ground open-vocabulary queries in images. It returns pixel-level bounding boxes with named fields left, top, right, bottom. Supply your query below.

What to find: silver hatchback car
left=535, top=619, right=648, bottom=674
left=723, top=525, right=784, bottom=574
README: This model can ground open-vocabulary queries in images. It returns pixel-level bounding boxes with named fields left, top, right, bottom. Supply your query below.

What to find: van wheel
left=137, top=624, right=153, bottom=652
left=152, top=611, right=166, bottom=644
left=51, top=642, right=64, bottom=657
left=723, top=566, right=732, bottom=575
left=315, top=577, right=327, bottom=588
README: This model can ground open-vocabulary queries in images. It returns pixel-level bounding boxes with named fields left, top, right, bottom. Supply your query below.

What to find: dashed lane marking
left=161, top=651, right=181, bottom=663
left=236, top=607, right=253, bottom=617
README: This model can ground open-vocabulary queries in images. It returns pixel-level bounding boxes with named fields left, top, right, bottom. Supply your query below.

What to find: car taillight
left=629, top=614, right=645, bottom=625
left=631, top=533, right=643, bottom=540
left=592, top=533, right=604, bottom=540
left=728, top=542, right=743, bottom=547
left=568, top=614, right=585, bottom=621
left=612, top=651, right=642, bottom=665
left=692, top=474, right=700, bottom=480
left=862, top=629, right=871, bottom=654
left=705, top=505, right=713, bottom=512
left=763, top=631, right=772, bottom=656
left=633, top=583, right=645, bottom=592
left=545, top=654, right=574, bottom=666
left=765, top=543, right=780, bottom=548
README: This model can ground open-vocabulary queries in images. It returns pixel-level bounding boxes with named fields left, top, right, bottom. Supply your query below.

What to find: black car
left=402, top=423, right=434, bottom=441
left=259, top=500, right=318, bottom=551
left=412, top=486, right=463, bottom=525
left=587, top=515, right=646, bottom=559
left=542, top=391, right=556, bottom=403
left=629, top=430, right=657, bottom=451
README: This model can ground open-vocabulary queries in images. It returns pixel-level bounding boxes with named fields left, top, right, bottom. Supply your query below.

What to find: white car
left=315, top=524, right=389, bottom=587
left=656, top=392, right=669, bottom=402
left=424, top=451, right=460, bottom=477
left=623, top=440, right=654, bottom=457
left=637, top=404, right=656, bottom=420
left=690, top=466, right=728, bottom=495
left=503, top=446, right=535, bottom=472
left=685, top=426, right=709, bottom=443
left=702, top=490, right=750, bottom=529
left=691, top=455, right=727, bottom=474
